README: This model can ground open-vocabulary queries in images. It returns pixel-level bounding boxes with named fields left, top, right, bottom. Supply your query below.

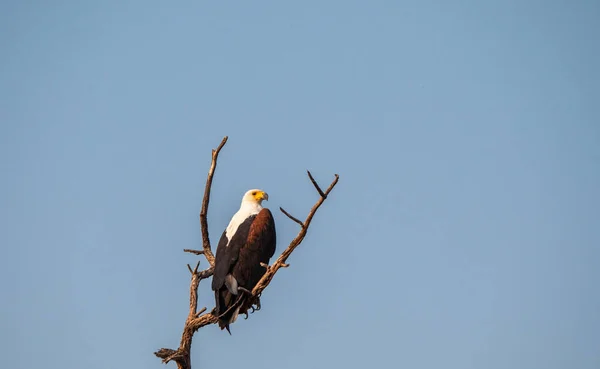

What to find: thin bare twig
left=195, top=307, right=207, bottom=317
left=155, top=137, right=339, bottom=369
left=279, top=207, right=304, bottom=227
left=307, top=170, right=327, bottom=198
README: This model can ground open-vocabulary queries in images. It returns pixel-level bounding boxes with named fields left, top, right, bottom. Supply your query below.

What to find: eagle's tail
left=215, top=288, right=244, bottom=335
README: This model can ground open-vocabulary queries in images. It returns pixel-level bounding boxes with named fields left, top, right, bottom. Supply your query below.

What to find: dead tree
left=154, top=136, right=339, bottom=369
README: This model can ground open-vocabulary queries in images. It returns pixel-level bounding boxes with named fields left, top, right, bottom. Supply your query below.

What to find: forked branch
left=154, top=136, right=339, bottom=369
left=252, top=171, right=339, bottom=296
left=154, top=136, right=228, bottom=369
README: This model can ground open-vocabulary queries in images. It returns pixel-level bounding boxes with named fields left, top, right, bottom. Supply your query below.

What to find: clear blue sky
left=1, top=1, right=599, bottom=368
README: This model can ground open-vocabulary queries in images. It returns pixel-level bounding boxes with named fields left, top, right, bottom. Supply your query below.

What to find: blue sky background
left=1, top=1, right=599, bottom=368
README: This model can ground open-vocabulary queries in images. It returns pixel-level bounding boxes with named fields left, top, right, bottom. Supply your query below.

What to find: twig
left=183, top=249, right=205, bottom=255
left=307, top=170, right=326, bottom=198
left=279, top=207, right=304, bottom=228
left=195, top=307, right=207, bottom=317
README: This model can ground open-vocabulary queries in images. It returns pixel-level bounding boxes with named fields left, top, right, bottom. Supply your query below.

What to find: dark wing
left=232, top=208, right=277, bottom=289
left=211, top=230, right=230, bottom=291
left=211, top=214, right=257, bottom=291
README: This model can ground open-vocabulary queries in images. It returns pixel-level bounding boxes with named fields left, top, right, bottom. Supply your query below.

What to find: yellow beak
left=254, top=191, right=268, bottom=201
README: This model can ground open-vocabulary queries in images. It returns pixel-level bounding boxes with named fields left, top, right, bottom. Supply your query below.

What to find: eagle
left=211, top=189, right=277, bottom=334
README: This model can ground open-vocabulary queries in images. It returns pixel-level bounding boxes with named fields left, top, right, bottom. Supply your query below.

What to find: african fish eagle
left=211, top=189, right=276, bottom=334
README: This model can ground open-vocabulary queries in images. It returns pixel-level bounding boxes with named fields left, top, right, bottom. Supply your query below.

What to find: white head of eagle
left=212, top=189, right=277, bottom=334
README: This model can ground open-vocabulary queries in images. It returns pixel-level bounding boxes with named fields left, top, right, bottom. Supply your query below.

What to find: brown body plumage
left=211, top=189, right=276, bottom=334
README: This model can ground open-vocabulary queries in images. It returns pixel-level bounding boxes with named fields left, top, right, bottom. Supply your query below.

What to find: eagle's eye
left=252, top=191, right=257, bottom=196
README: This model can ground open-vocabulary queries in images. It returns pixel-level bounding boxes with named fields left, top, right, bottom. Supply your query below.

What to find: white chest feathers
left=225, top=202, right=263, bottom=243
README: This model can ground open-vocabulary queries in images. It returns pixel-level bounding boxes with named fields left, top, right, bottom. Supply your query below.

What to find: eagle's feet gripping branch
left=233, top=286, right=262, bottom=319
left=243, top=298, right=262, bottom=320
left=154, top=135, right=339, bottom=369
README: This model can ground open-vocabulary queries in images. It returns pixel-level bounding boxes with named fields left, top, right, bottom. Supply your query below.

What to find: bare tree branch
left=307, top=170, right=327, bottom=198
left=199, top=136, right=228, bottom=266
left=155, top=138, right=339, bottom=369
left=183, top=249, right=205, bottom=255
left=154, top=136, right=228, bottom=369
left=279, top=207, right=305, bottom=228
left=251, top=171, right=339, bottom=296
